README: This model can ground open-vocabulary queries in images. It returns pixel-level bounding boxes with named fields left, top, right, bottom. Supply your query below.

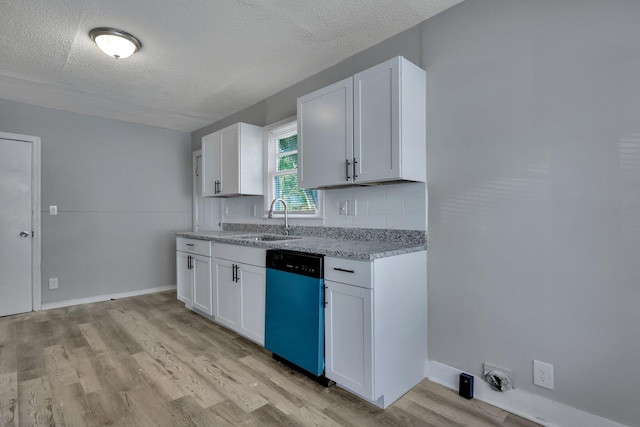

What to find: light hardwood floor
left=0, top=291, right=540, bottom=426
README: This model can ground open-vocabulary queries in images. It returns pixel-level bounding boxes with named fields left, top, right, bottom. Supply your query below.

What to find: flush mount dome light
left=89, top=27, right=141, bottom=59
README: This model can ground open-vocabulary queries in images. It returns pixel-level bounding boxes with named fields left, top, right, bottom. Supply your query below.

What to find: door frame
left=193, top=149, right=200, bottom=232
left=0, top=131, right=41, bottom=311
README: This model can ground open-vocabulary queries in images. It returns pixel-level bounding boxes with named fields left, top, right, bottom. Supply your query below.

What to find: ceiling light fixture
left=89, top=27, right=141, bottom=59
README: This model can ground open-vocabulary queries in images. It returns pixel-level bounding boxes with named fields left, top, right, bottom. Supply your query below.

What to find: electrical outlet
left=533, top=360, right=554, bottom=389
left=49, top=278, right=58, bottom=290
left=49, top=205, right=58, bottom=215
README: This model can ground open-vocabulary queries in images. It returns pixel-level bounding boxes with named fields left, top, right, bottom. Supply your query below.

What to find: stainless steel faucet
left=268, top=198, right=289, bottom=235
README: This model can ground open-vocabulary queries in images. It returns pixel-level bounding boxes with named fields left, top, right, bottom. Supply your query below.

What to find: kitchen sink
left=233, top=234, right=302, bottom=242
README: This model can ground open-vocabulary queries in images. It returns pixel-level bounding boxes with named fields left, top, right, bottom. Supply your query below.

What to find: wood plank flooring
left=0, top=291, right=540, bottom=426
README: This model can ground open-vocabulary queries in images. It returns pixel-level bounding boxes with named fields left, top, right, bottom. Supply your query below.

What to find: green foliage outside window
left=273, top=134, right=318, bottom=212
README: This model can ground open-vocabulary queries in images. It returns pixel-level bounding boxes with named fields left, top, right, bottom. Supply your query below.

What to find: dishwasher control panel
left=266, top=249, right=324, bottom=278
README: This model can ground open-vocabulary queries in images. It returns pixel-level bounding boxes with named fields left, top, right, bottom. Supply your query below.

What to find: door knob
left=19, top=231, right=30, bottom=237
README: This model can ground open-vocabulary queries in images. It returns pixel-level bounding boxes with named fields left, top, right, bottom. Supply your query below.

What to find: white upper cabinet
left=298, top=78, right=354, bottom=189
left=298, top=56, right=426, bottom=189
left=202, top=122, right=263, bottom=197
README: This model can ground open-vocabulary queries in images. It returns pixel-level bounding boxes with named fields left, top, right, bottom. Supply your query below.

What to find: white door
left=0, top=138, right=33, bottom=316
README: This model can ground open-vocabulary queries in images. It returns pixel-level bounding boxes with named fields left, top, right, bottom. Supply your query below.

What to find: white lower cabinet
left=324, top=251, right=428, bottom=409
left=176, top=251, right=192, bottom=306
left=213, top=244, right=266, bottom=345
left=213, top=258, right=237, bottom=329
left=325, top=280, right=373, bottom=398
left=192, top=255, right=213, bottom=314
left=176, top=238, right=213, bottom=316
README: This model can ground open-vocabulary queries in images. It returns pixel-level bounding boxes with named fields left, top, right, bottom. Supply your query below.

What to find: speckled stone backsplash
left=222, top=223, right=426, bottom=246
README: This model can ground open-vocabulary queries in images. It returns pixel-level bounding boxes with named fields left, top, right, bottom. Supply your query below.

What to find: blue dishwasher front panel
left=265, top=268, right=324, bottom=376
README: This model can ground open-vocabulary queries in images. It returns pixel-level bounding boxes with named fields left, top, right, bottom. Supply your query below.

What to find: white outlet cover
left=48, top=278, right=58, bottom=289
left=49, top=205, right=58, bottom=215
left=533, top=360, right=555, bottom=389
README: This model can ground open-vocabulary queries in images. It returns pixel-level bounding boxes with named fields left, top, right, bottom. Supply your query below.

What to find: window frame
left=263, top=117, right=323, bottom=219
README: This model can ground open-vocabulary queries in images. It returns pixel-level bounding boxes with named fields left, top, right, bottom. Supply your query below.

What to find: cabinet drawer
left=176, top=237, right=211, bottom=257
left=213, top=243, right=266, bottom=267
left=325, top=257, right=372, bottom=289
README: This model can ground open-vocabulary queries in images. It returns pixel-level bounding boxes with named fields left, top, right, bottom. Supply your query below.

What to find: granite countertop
left=176, top=229, right=426, bottom=261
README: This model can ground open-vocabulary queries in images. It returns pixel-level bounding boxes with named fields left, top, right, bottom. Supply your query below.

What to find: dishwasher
left=265, top=249, right=329, bottom=385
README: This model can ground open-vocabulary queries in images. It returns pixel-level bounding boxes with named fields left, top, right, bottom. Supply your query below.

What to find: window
left=265, top=119, right=321, bottom=216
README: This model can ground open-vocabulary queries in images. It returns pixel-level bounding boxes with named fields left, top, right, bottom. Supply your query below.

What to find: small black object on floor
left=459, top=373, right=474, bottom=399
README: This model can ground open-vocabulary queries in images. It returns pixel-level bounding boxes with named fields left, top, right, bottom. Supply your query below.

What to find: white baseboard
left=428, top=360, right=627, bottom=427
left=41, top=285, right=176, bottom=310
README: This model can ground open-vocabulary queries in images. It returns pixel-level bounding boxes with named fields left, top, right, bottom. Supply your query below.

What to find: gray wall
left=0, top=98, right=192, bottom=304
left=424, top=1, right=640, bottom=425
left=192, top=25, right=427, bottom=231
left=190, top=25, right=423, bottom=149
left=191, top=0, right=640, bottom=425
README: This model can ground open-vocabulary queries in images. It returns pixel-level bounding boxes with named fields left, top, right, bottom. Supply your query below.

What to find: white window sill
left=263, top=214, right=325, bottom=220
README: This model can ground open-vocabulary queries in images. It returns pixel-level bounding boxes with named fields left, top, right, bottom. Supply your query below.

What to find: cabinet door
left=237, top=264, right=266, bottom=345
left=213, top=258, right=238, bottom=330
left=353, top=57, right=400, bottom=183
left=201, top=131, right=219, bottom=197
left=218, top=125, right=239, bottom=195
left=192, top=254, right=213, bottom=315
left=298, top=77, right=353, bottom=188
left=325, top=280, right=374, bottom=399
left=176, top=252, right=192, bottom=306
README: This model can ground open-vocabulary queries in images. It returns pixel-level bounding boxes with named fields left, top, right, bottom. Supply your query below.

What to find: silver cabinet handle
left=345, top=159, right=351, bottom=181
left=19, top=231, right=30, bottom=238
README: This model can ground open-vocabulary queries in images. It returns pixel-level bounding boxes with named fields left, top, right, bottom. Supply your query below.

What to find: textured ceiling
left=0, top=0, right=464, bottom=132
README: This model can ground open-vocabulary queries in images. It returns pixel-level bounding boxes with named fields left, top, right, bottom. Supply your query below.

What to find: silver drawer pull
left=185, top=243, right=195, bottom=247
left=333, top=267, right=355, bottom=273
